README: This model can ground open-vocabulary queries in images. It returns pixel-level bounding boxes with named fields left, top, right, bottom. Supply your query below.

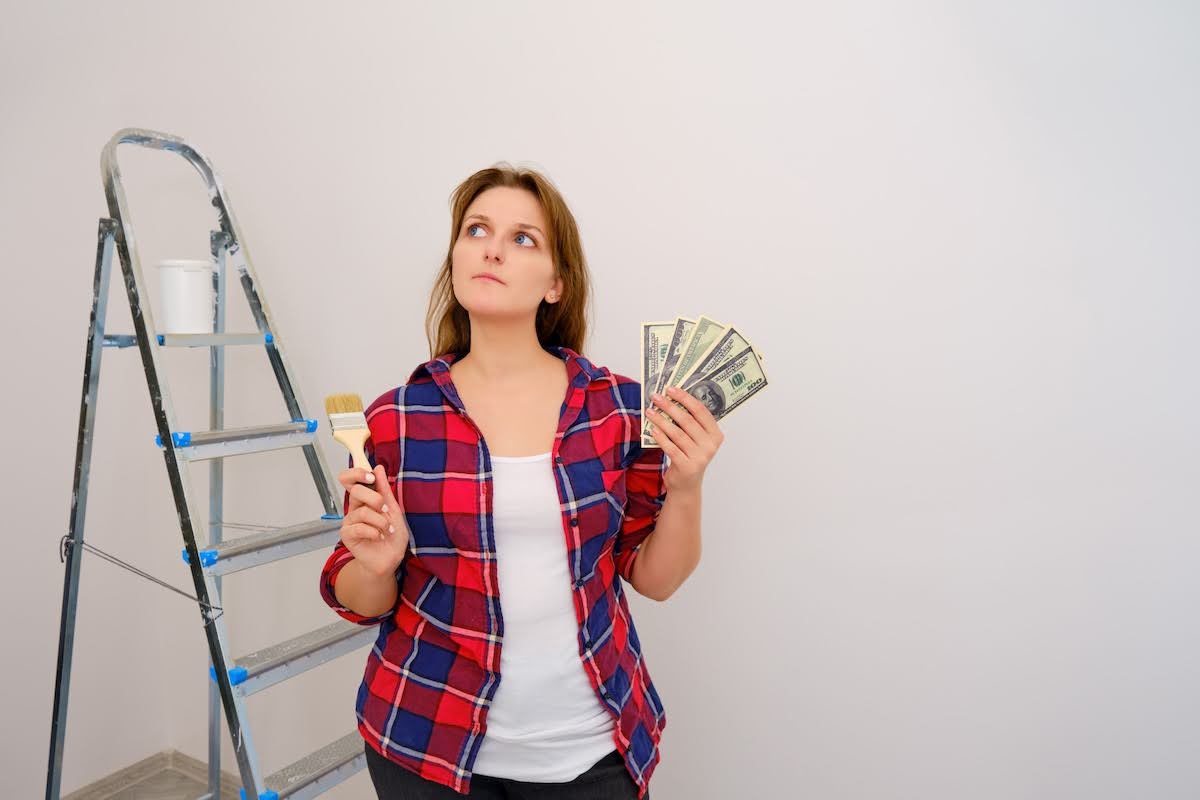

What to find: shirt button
left=555, top=455, right=563, bottom=464
left=574, top=578, right=585, bottom=588
left=570, top=517, right=579, bottom=527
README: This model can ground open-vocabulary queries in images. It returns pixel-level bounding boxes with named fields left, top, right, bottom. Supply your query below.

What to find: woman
left=319, top=164, right=723, bottom=799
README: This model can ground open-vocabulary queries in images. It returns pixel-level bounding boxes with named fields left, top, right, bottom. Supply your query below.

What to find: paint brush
left=324, top=393, right=372, bottom=476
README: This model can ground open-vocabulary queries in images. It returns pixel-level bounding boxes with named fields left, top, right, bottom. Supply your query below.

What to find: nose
left=484, top=239, right=504, bottom=263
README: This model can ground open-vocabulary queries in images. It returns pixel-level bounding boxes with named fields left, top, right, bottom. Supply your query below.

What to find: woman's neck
left=455, top=319, right=558, bottom=384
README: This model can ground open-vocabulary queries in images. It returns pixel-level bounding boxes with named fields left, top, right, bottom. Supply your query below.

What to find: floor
left=103, top=768, right=210, bottom=799
left=62, top=750, right=241, bottom=800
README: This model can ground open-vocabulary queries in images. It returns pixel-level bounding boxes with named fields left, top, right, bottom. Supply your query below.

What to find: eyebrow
left=464, top=214, right=545, bottom=238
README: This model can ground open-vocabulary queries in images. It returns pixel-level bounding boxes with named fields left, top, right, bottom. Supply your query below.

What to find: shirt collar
left=408, top=345, right=606, bottom=408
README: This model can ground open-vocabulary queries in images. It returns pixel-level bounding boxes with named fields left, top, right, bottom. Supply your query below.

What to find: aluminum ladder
left=46, top=128, right=372, bottom=800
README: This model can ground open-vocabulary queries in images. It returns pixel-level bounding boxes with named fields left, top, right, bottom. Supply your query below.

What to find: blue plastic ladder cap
left=172, top=431, right=192, bottom=447
left=155, top=434, right=162, bottom=447
left=182, top=548, right=218, bottom=567
left=264, top=333, right=274, bottom=343
left=210, top=665, right=248, bottom=686
left=240, top=789, right=279, bottom=800
left=156, top=334, right=164, bottom=345
left=291, top=418, right=318, bottom=433
left=321, top=513, right=343, bottom=520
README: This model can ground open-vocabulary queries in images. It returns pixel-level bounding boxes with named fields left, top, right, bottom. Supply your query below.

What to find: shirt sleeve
left=613, top=431, right=669, bottom=584
left=318, top=430, right=406, bottom=625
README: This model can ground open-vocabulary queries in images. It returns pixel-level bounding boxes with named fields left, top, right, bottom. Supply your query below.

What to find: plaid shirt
left=319, top=345, right=669, bottom=797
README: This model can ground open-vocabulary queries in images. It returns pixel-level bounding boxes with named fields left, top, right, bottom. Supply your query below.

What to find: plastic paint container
left=156, top=258, right=216, bottom=334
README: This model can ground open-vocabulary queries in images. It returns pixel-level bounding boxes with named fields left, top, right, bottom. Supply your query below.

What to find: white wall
left=3, top=1, right=1198, bottom=798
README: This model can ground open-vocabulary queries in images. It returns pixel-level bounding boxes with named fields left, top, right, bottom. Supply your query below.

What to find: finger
left=651, top=392, right=705, bottom=443
left=337, top=466, right=377, bottom=492
left=650, top=417, right=685, bottom=462
left=666, top=386, right=720, bottom=435
left=648, top=401, right=697, bottom=454
left=348, top=483, right=384, bottom=512
left=352, top=505, right=391, bottom=533
left=648, top=404, right=695, bottom=457
left=344, top=522, right=386, bottom=545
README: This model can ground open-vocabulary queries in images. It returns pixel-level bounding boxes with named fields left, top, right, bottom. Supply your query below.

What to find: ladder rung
left=156, top=332, right=274, bottom=347
left=260, top=731, right=365, bottom=800
left=182, top=515, right=343, bottom=575
left=220, top=620, right=376, bottom=697
left=155, top=420, right=318, bottom=460
left=102, top=334, right=137, bottom=348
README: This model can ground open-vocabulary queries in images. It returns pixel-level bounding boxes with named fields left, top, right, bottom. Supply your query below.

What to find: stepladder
left=47, top=128, right=372, bottom=800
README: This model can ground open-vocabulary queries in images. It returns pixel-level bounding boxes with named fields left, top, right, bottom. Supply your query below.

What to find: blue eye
left=465, top=223, right=536, bottom=247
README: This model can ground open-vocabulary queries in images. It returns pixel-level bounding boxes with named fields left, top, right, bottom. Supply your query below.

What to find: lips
left=474, top=273, right=505, bottom=284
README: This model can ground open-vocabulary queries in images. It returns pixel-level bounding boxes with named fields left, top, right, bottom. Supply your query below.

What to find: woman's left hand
left=647, top=385, right=725, bottom=493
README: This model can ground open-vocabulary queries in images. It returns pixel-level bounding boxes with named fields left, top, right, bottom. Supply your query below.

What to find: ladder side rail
left=207, top=231, right=230, bottom=798
left=234, top=262, right=342, bottom=514
left=46, top=219, right=118, bottom=800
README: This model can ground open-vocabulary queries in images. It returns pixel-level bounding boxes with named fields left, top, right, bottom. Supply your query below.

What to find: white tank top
left=471, top=451, right=617, bottom=781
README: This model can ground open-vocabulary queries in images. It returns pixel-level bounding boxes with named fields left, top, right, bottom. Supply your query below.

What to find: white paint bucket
left=156, top=258, right=216, bottom=334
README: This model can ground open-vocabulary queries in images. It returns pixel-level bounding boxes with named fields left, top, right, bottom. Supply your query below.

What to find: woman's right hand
left=337, top=464, right=411, bottom=579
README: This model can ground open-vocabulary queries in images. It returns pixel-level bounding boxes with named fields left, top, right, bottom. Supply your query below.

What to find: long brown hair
left=424, top=163, right=593, bottom=359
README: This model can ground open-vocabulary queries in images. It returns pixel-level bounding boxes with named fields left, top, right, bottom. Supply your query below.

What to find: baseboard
left=167, top=749, right=243, bottom=796
left=63, top=748, right=241, bottom=800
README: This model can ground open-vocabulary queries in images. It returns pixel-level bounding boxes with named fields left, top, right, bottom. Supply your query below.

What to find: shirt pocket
left=600, top=467, right=629, bottom=511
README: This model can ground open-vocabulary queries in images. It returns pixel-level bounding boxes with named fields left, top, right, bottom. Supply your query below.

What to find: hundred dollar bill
left=640, top=321, right=675, bottom=437
left=644, top=314, right=727, bottom=444
left=680, top=345, right=768, bottom=423
left=665, top=314, right=727, bottom=392
left=642, top=316, right=696, bottom=441
left=652, top=317, right=697, bottom=398
left=678, top=324, right=756, bottom=391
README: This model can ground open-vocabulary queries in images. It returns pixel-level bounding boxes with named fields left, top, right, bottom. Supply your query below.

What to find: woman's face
left=451, top=186, right=562, bottom=318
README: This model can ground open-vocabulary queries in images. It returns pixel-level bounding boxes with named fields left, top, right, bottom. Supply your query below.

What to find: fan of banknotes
left=640, top=314, right=768, bottom=448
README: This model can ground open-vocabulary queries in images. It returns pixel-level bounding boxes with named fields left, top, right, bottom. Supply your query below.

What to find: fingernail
left=388, top=525, right=395, bottom=533
left=364, top=473, right=375, bottom=483
left=381, top=504, right=389, bottom=513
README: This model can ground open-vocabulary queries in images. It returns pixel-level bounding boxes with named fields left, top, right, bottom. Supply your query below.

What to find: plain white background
left=3, top=2, right=1198, bottom=798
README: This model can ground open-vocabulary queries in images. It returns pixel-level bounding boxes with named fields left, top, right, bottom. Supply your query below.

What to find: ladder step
left=157, top=332, right=274, bottom=347
left=250, top=731, right=365, bottom=800
left=182, top=515, right=343, bottom=575
left=103, top=332, right=274, bottom=348
left=218, top=620, right=376, bottom=697
left=155, top=420, right=318, bottom=460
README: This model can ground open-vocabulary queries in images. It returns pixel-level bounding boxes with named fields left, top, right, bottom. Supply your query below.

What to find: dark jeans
left=364, top=743, right=645, bottom=800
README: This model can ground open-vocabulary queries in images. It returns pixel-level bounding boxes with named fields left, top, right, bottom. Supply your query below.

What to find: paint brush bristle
left=325, top=392, right=371, bottom=470
left=325, top=393, right=364, bottom=416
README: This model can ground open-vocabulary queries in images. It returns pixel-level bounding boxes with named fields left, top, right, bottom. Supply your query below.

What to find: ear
left=547, top=277, right=564, bottom=303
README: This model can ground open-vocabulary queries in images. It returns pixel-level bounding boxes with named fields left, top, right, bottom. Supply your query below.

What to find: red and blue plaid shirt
left=319, top=345, right=669, bottom=797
